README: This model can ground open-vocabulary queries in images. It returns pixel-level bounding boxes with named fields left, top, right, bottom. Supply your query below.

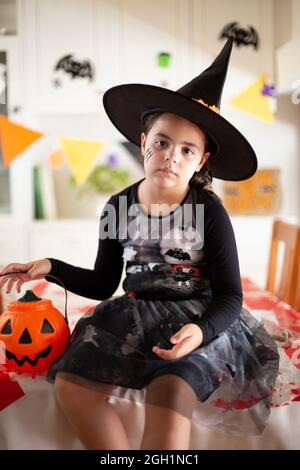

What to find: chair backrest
left=291, top=228, right=300, bottom=312
left=266, top=219, right=300, bottom=305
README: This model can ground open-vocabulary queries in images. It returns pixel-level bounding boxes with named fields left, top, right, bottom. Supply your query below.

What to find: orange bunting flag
left=0, top=115, right=44, bottom=166
left=60, top=137, right=106, bottom=184
left=49, top=149, right=66, bottom=169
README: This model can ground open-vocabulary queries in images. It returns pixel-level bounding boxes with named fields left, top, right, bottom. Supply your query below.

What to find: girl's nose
left=165, top=150, right=179, bottom=164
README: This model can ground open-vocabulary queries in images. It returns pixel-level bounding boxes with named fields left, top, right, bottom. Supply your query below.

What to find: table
left=0, top=277, right=300, bottom=449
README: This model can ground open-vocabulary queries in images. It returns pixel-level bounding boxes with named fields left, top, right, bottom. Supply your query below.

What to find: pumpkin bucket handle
left=0, top=272, right=69, bottom=325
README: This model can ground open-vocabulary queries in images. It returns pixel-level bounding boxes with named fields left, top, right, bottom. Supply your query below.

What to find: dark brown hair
left=141, top=111, right=221, bottom=201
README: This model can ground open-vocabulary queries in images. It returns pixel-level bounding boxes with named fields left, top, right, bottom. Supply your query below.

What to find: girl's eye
left=182, top=147, right=194, bottom=156
left=155, top=140, right=167, bottom=149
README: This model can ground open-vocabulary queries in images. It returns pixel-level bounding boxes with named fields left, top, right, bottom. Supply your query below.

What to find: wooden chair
left=266, top=219, right=300, bottom=306
left=291, top=228, right=300, bottom=312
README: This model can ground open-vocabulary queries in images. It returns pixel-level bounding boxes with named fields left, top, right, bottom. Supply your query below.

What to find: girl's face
left=141, top=113, right=210, bottom=189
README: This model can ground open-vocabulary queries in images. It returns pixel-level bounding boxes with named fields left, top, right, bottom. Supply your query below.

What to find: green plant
left=69, top=154, right=130, bottom=197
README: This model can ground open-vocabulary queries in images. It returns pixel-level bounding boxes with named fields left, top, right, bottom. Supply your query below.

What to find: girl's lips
left=159, top=169, right=177, bottom=176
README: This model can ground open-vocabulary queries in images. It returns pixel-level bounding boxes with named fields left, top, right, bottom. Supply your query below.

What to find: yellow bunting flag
left=49, top=149, right=66, bottom=169
left=60, top=138, right=106, bottom=184
left=0, top=115, right=44, bottom=165
left=229, top=75, right=274, bottom=123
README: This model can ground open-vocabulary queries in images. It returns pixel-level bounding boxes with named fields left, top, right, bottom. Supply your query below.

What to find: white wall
left=219, top=98, right=300, bottom=221
left=226, top=94, right=300, bottom=287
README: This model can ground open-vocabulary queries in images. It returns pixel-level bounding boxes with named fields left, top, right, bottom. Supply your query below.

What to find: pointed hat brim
left=103, top=83, right=257, bottom=181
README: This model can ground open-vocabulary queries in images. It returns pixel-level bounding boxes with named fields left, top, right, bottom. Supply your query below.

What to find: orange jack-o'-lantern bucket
left=0, top=283, right=70, bottom=375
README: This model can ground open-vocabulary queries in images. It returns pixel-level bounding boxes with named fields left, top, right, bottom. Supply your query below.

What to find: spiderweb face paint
left=145, top=147, right=153, bottom=164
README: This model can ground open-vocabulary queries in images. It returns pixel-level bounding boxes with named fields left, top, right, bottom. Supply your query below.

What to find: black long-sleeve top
left=46, top=178, right=243, bottom=344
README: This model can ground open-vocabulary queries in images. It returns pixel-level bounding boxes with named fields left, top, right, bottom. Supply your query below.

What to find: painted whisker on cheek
left=145, top=147, right=153, bottom=164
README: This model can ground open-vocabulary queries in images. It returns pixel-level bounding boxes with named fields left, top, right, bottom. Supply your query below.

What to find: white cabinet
left=28, top=219, right=100, bottom=268
left=20, top=0, right=195, bottom=113
left=21, top=0, right=101, bottom=114
left=28, top=218, right=126, bottom=295
left=0, top=218, right=99, bottom=268
left=0, top=217, right=126, bottom=296
left=192, top=0, right=275, bottom=95
left=20, top=0, right=275, bottom=114
left=0, top=34, right=23, bottom=218
left=0, top=218, right=28, bottom=265
left=0, top=35, right=23, bottom=116
left=117, top=0, right=191, bottom=88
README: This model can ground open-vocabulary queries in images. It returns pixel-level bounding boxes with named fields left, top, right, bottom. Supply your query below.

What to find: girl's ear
left=196, top=152, right=210, bottom=172
left=202, top=151, right=210, bottom=164
left=140, top=132, right=146, bottom=156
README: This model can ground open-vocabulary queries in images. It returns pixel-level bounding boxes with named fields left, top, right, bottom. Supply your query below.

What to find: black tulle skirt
left=47, top=270, right=279, bottom=436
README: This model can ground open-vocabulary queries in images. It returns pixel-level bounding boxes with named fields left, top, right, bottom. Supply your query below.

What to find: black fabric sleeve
left=45, top=196, right=124, bottom=300
left=195, top=198, right=243, bottom=344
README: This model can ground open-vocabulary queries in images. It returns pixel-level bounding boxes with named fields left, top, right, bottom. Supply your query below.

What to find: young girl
left=0, top=39, right=279, bottom=450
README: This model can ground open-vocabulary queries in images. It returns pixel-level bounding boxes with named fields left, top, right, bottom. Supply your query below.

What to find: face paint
left=145, top=147, right=153, bottom=164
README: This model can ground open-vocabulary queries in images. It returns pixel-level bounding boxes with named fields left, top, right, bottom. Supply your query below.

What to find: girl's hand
left=0, top=259, right=52, bottom=294
left=152, top=323, right=203, bottom=360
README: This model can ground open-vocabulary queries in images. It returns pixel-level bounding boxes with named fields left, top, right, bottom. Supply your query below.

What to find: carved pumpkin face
left=0, top=290, right=70, bottom=374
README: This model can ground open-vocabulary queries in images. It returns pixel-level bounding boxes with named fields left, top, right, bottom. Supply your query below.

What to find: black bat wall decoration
left=54, top=54, right=94, bottom=81
left=219, top=22, right=259, bottom=50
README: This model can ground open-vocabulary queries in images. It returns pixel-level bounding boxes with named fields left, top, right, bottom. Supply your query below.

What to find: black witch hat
left=103, top=38, right=257, bottom=181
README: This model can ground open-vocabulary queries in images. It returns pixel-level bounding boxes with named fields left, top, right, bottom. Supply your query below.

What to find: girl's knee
left=54, top=374, right=111, bottom=408
left=146, top=374, right=197, bottom=419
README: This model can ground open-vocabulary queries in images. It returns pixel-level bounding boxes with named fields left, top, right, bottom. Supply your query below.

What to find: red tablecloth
left=1, top=277, right=300, bottom=412
left=242, top=277, right=300, bottom=406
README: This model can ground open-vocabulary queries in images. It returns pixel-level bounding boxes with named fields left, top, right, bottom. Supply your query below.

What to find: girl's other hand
left=152, top=323, right=203, bottom=360
left=0, top=259, right=52, bottom=294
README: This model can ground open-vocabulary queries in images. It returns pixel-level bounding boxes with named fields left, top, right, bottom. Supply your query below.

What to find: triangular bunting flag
left=49, top=149, right=66, bottom=169
left=0, top=115, right=44, bottom=165
left=229, top=75, right=275, bottom=123
left=60, top=138, right=106, bottom=184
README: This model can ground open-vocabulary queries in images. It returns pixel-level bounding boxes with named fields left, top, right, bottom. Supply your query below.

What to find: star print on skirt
left=47, top=270, right=279, bottom=436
